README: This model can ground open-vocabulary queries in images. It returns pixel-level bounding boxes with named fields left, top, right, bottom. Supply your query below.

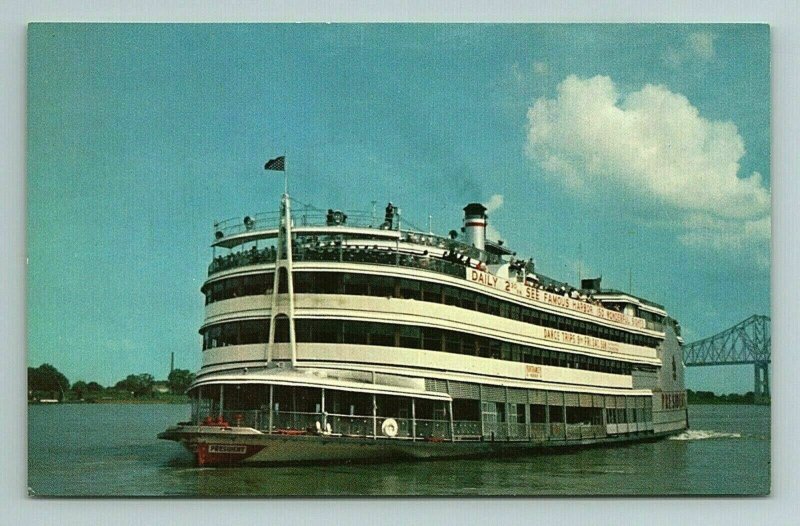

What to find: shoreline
left=28, top=398, right=190, bottom=405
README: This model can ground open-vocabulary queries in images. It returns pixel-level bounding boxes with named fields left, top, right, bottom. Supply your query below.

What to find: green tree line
left=686, top=389, right=765, bottom=405
left=28, top=363, right=194, bottom=402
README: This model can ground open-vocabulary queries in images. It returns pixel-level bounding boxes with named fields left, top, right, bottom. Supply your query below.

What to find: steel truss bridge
left=683, top=315, right=771, bottom=403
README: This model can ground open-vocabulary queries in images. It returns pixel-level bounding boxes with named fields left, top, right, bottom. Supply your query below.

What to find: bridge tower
left=683, top=315, right=771, bottom=405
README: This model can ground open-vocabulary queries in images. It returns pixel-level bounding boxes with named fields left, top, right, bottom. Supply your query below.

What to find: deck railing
left=209, top=245, right=468, bottom=279
left=203, top=410, right=611, bottom=442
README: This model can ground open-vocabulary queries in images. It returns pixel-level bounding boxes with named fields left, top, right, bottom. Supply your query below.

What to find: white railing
left=201, top=410, right=612, bottom=443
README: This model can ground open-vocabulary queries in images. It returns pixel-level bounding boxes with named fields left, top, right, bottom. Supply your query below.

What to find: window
left=422, top=327, right=442, bottom=351
left=315, top=320, right=341, bottom=343
left=477, top=337, right=492, bottom=358
left=476, top=295, right=489, bottom=314
left=443, top=286, right=460, bottom=306
left=548, top=405, right=563, bottom=423
left=399, top=326, right=421, bottom=348
left=511, top=344, right=522, bottom=362
left=316, top=272, right=341, bottom=294
left=255, top=274, right=273, bottom=295
left=460, top=291, right=477, bottom=310
left=369, top=276, right=394, bottom=297
left=530, top=404, right=547, bottom=423
left=444, top=332, right=461, bottom=353
left=521, top=347, right=536, bottom=363
left=489, top=340, right=501, bottom=359
left=462, top=334, right=477, bottom=356
left=482, top=402, right=505, bottom=423
left=421, top=283, right=442, bottom=303
left=203, top=325, right=222, bottom=349
left=369, top=324, right=395, bottom=347
left=343, top=273, right=370, bottom=295
left=222, top=322, right=239, bottom=346
left=399, top=279, right=421, bottom=301
left=343, top=321, right=369, bottom=344
left=240, top=320, right=266, bottom=345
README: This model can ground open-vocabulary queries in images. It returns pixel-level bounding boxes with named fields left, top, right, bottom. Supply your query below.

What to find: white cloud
left=664, top=31, right=717, bottom=66
left=525, top=75, right=770, bottom=261
left=533, top=61, right=549, bottom=76
left=687, top=31, right=716, bottom=60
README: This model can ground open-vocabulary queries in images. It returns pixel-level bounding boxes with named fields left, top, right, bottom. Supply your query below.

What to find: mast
left=266, top=192, right=298, bottom=367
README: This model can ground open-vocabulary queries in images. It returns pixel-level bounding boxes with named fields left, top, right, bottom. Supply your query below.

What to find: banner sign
left=542, top=328, right=620, bottom=353
left=467, top=269, right=647, bottom=330
left=525, top=365, right=542, bottom=379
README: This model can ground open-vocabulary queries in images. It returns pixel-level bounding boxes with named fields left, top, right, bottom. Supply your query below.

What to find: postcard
left=27, top=23, right=770, bottom=496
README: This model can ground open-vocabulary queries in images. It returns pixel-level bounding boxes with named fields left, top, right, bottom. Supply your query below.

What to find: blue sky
left=27, top=24, right=770, bottom=392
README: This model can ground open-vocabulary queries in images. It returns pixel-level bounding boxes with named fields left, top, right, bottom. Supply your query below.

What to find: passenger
left=383, top=202, right=395, bottom=230
left=326, top=209, right=335, bottom=226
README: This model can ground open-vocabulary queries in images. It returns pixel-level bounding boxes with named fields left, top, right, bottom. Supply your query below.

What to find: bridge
left=683, top=315, right=771, bottom=404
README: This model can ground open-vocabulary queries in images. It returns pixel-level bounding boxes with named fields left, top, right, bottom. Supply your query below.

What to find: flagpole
left=283, top=153, right=288, bottom=196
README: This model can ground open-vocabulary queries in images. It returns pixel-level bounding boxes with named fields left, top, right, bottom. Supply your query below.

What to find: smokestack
left=170, top=352, right=174, bottom=374
left=463, top=203, right=487, bottom=251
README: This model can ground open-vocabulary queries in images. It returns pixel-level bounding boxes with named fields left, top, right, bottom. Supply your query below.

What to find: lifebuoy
left=381, top=418, right=399, bottom=438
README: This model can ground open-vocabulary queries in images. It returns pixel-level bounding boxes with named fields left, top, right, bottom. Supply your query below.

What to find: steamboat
left=159, top=180, right=688, bottom=465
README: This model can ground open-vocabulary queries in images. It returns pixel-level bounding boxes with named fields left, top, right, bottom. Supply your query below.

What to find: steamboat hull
left=158, top=425, right=675, bottom=466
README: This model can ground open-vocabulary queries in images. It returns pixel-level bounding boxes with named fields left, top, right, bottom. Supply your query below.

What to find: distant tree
left=114, top=373, right=155, bottom=398
left=86, top=381, right=104, bottom=392
left=28, top=364, right=70, bottom=400
left=72, top=380, right=88, bottom=399
left=167, top=369, right=195, bottom=394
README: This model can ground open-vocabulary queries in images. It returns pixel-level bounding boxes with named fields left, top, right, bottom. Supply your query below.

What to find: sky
left=26, top=24, right=771, bottom=392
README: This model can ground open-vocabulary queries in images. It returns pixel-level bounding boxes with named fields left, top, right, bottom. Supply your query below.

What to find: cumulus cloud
left=525, top=75, right=770, bottom=259
left=665, top=31, right=717, bottom=66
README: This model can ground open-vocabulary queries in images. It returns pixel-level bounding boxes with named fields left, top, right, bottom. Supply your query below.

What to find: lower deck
left=187, top=382, right=661, bottom=444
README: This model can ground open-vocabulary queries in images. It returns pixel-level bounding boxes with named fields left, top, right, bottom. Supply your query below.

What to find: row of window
left=480, top=402, right=649, bottom=425
left=201, top=318, right=648, bottom=376
left=202, top=271, right=661, bottom=349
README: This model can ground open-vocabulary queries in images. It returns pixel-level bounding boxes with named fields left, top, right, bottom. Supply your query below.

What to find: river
left=27, top=403, right=769, bottom=496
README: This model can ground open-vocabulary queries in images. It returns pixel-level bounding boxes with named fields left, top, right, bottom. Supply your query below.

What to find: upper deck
left=207, top=203, right=668, bottom=335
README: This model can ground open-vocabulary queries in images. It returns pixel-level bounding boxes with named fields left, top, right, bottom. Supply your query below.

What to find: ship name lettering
left=467, top=269, right=647, bottom=330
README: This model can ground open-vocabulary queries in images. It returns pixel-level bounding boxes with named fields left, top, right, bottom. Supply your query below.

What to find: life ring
left=381, top=418, right=399, bottom=438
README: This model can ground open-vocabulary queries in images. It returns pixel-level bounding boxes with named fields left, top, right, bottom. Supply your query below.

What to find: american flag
left=264, top=156, right=285, bottom=171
